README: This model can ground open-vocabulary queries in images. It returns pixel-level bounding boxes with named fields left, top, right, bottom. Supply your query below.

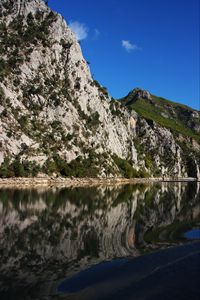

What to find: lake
left=0, top=182, right=199, bottom=299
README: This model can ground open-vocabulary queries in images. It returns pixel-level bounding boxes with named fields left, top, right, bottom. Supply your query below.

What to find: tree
left=13, top=159, right=25, bottom=177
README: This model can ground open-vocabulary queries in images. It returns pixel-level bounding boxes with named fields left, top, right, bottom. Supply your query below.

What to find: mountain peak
left=121, top=88, right=152, bottom=106
left=131, top=88, right=152, bottom=100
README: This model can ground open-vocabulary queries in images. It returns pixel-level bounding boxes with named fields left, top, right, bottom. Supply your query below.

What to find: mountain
left=0, top=0, right=199, bottom=179
left=121, top=89, right=200, bottom=143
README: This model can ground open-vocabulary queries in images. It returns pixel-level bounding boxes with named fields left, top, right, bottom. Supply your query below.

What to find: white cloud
left=93, top=28, right=100, bottom=40
left=122, top=40, right=139, bottom=52
left=69, top=21, right=88, bottom=41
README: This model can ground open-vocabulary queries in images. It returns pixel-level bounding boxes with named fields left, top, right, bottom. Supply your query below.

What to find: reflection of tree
left=134, top=182, right=200, bottom=248
left=0, top=183, right=199, bottom=296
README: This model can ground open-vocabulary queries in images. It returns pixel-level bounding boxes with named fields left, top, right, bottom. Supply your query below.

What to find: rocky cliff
left=0, top=0, right=199, bottom=178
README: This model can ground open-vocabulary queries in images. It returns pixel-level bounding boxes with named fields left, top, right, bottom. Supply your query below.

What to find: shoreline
left=0, top=176, right=198, bottom=188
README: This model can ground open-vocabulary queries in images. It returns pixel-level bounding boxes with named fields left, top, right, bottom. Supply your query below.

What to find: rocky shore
left=0, top=176, right=198, bottom=188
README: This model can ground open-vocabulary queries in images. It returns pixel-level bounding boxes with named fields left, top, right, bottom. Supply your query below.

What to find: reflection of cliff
left=0, top=183, right=199, bottom=298
left=0, top=186, right=143, bottom=271
left=135, top=182, right=200, bottom=247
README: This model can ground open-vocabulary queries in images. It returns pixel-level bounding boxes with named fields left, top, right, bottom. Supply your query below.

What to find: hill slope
left=121, top=88, right=200, bottom=143
left=0, top=0, right=199, bottom=179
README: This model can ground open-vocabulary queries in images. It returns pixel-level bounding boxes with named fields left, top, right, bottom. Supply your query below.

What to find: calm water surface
left=0, top=182, right=199, bottom=299
left=183, top=228, right=200, bottom=239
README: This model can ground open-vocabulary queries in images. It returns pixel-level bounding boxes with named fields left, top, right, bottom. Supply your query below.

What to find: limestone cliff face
left=0, top=0, right=199, bottom=178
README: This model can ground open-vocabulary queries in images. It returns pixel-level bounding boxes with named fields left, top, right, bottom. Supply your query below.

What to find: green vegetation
left=91, top=80, right=109, bottom=98
left=0, top=86, right=6, bottom=105
left=23, top=12, right=57, bottom=46
left=60, top=38, right=72, bottom=49
left=0, top=10, right=58, bottom=81
left=87, top=111, right=101, bottom=127
left=0, top=152, right=151, bottom=179
left=0, top=58, right=7, bottom=80
left=110, top=100, right=124, bottom=118
left=113, top=155, right=149, bottom=178
left=1, top=0, right=14, bottom=15
left=75, top=101, right=101, bottom=128
left=0, top=158, right=41, bottom=178
left=123, top=95, right=200, bottom=143
left=18, top=115, right=29, bottom=128
left=43, top=154, right=99, bottom=177
left=144, top=220, right=197, bottom=244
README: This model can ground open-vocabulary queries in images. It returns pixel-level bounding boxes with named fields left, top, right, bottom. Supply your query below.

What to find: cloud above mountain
left=69, top=21, right=88, bottom=40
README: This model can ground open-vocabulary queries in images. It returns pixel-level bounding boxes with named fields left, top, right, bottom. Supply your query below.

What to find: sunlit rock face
left=0, top=0, right=132, bottom=176
left=0, top=0, right=199, bottom=178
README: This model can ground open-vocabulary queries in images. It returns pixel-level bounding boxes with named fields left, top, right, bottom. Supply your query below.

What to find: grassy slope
left=124, top=94, right=200, bottom=143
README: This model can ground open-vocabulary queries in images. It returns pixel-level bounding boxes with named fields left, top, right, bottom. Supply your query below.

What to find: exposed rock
left=120, top=88, right=152, bottom=106
left=0, top=0, right=199, bottom=179
left=132, top=88, right=152, bottom=100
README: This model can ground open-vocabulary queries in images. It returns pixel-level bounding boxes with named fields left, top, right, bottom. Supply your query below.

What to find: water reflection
left=183, top=228, right=200, bottom=240
left=0, top=182, right=199, bottom=299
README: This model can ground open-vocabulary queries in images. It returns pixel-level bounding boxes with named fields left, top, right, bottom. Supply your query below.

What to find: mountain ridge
left=120, top=87, right=199, bottom=111
left=120, top=89, right=200, bottom=143
left=0, top=0, right=199, bottom=179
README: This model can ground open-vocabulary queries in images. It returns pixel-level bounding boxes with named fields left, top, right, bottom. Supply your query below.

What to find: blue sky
left=48, top=0, right=200, bottom=110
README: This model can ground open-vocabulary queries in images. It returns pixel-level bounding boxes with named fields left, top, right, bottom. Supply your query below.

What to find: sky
left=48, top=0, right=200, bottom=110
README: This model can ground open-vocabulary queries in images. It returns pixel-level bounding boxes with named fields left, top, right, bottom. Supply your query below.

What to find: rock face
left=0, top=0, right=199, bottom=178
left=122, top=88, right=152, bottom=106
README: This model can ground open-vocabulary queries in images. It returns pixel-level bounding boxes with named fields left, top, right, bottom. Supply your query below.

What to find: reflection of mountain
left=135, top=183, right=200, bottom=248
left=0, top=183, right=199, bottom=299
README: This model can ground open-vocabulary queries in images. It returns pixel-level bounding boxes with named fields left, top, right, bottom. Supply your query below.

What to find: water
left=58, top=258, right=128, bottom=294
left=183, top=228, right=200, bottom=240
left=0, top=182, right=199, bottom=299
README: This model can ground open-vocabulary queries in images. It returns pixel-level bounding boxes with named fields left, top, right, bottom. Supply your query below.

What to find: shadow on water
left=57, top=242, right=200, bottom=300
left=0, top=182, right=199, bottom=299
